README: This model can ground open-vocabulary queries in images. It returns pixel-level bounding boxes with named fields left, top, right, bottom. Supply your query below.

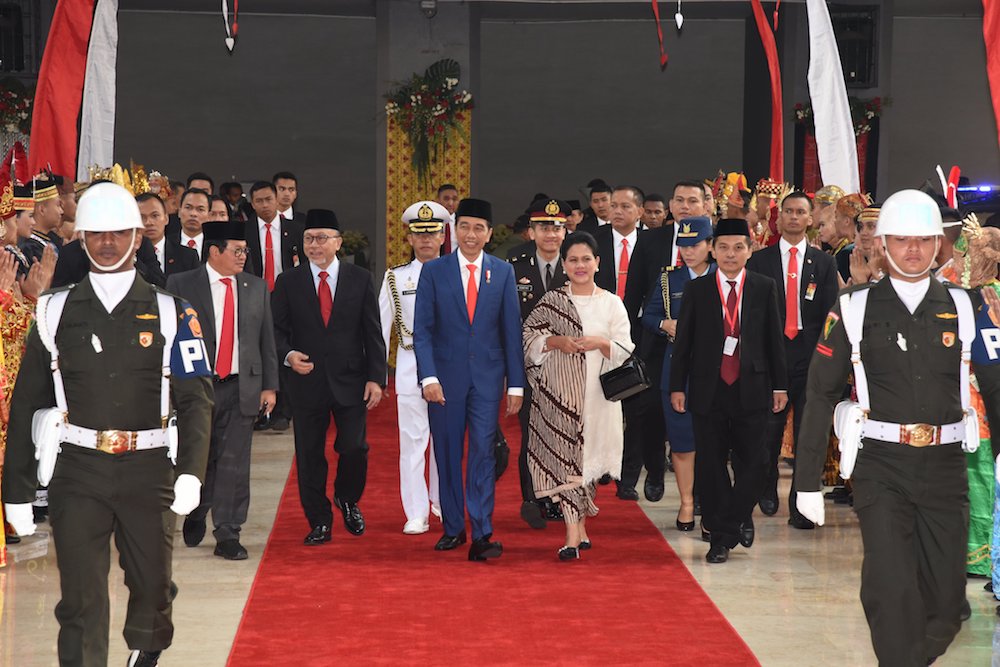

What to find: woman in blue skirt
left=641, top=216, right=715, bottom=531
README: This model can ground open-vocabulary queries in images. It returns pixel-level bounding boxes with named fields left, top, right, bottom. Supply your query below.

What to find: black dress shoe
left=335, top=499, right=365, bottom=536
left=706, top=543, right=729, bottom=563
left=214, top=539, right=249, bottom=561
left=542, top=501, right=564, bottom=521
left=759, top=498, right=779, bottom=516
left=616, top=484, right=640, bottom=501
left=434, top=531, right=467, bottom=551
left=520, top=501, right=546, bottom=529
left=739, top=519, right=755, bottom=548
left=127, top=649, right=162, bottom=667
left=824, top=485, right=850, bottom=500
left=960, top=598, right=972, bottom=622
left=253, top=414, right=271, bottom=431
left=788, top=514, right=815, bottom=530
left=986, top=581, right=994, bottom=593
left=182, top=517, right=206, bottom=547
left=4, top=532, right=19, bottom=544
left=701, top=525, right=711, bottom=543
left=304, top=524, right=331, bottom=545
left=598, top=473, right=612, bottom=485
left=643, top=476, right=665, bottom=502
left=270, top=417, right=290, bottom=432
left=578, top=539, right=592, bottom=551
left=468, top=536, right=503, bottom=561
left=558, top=546, right=579, bottom=561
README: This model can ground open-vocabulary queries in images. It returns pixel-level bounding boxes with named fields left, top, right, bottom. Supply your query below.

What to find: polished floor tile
left=3, top=441, right=999, bottom=665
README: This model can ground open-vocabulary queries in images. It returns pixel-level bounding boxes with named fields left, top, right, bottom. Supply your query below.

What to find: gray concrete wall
left=115, top=10, right=377, bottom=232
left=476, top=17, right=745, bottom=226
left=887, top=16, right=1000, bottom=192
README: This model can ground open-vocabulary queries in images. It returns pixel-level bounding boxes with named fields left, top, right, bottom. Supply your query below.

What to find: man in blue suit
left=414, top=198, right=526, bottom=562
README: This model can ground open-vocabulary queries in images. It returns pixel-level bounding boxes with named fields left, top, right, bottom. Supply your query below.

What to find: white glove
left=169, top=474, right=202, bottom=516
left=796, top=491, right=826, bottom=527
left=995, top=454, right=1000, bottom=486
left=4, top=502, right=37, bottom=536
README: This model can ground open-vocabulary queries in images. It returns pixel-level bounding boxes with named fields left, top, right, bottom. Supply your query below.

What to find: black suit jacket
left=623, top=224, right=677, bottom=352
left=669, top=270, right=788, bottom=415
left=271, top=262, right=386, bottom=408
left=746, top=243, right=839, bottom=373
left=509, top=249, right=568, bottom=322
left=167, top=266, right=279, bottom=417
left=576, top=213, right=600, bottom=235
left=244, top=217, right=305, bottom=279
left=163, top=238, right=200, bottom=276
left=593, top=225, right=648, bottom=336
left=52, top=237, right=167, bottom=289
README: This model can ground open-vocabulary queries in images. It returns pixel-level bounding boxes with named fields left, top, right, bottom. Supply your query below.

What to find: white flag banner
left=78, top=0, right=119, bottom=181
left=805, top=0, right=860, bottom=193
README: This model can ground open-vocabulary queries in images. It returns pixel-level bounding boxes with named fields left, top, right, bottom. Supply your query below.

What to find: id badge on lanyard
left=716, top=272, right=743, bottom=356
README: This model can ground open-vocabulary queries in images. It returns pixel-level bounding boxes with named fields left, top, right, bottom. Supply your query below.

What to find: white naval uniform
left=378, top=259, right=440, bottom=524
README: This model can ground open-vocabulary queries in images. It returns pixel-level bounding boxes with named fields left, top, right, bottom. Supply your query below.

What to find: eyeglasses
left=303, top=234, right=341, bottom=244
left=231, top=248, right=249, bottom=257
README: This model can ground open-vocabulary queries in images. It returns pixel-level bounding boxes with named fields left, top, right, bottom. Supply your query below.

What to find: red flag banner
left=28, top=0, right=97, bottom=177
left=985, top=0, right=1000, bottom=152
left=750, top=0, right=784, bottom=181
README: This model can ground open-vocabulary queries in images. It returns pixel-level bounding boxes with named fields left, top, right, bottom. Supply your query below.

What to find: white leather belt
left=862, top=419, right=964, bottom=447
left=61, top=423, right=170, bottom=455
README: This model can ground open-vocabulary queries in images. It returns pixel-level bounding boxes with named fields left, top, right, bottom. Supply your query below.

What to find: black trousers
left=517, top=384, right=536, bottom=502
left=189, top=379, right=255, bottom=541
left=620, top=385, right=667, bottom=489
left=291, top=390, right=369, bottom=527
left=49, top=445, right=176, bottom=667
left=691, top=380, right=768, bottom=549
left=852, top=441, right=968, bottom=666
left=762, top=363, right=808, bottom=516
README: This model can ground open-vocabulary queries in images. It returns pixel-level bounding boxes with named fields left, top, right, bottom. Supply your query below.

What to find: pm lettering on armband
left=982, top=328, right=1000, bottom=361
left=179, top=339, right=208, bottom=373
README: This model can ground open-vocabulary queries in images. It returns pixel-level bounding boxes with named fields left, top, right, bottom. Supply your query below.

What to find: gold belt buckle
left=901, top=423, right=937, bottom=447
left=96, top=430, right=137, bottom=455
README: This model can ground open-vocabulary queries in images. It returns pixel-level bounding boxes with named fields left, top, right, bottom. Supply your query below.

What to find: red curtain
left=802, top=132, right=869, bottom=193
left=28, top=0, right=96, bottom=177
left=750, top=0, right=783, bottom=181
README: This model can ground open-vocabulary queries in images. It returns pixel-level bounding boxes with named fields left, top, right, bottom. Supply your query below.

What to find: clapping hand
left=0, top=251, right=17, bottom=294
left=20, top=245, right=56, bottom=300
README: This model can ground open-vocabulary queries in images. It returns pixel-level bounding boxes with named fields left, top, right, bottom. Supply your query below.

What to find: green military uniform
left=797, top=278, right=1000, bottom=666
left=1, top=275, right=213, bottom=667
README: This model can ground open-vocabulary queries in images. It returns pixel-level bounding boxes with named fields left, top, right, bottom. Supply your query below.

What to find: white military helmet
left=874, top=189, right=944, bottom=238
left=75, top=182, right=143, bottom=232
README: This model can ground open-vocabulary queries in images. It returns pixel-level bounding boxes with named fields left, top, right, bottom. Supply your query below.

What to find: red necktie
left=466, top=264, right=478, bottom=323
left=617, top=238, right=629, bottom=300
left=721, top=280, right=741, bottom=385
left=264, top=223, right=275, bottom=292
left=785, top=247, right=799, bottom=340
left=443, top=223, right=451, bottom=255
left=318, top=271, right=333, bottom=326
left=187, top=239, right=196, bottom=249
left=216, top=277, right=235, bottom=379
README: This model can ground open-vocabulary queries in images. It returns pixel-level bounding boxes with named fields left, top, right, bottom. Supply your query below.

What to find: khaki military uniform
left=1, top=275, right=213, bottom=667
left=798, top=278, right=1000, bottom=666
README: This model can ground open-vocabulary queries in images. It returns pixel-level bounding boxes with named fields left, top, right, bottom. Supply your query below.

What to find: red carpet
left=227, top=393, right=759, bottom=666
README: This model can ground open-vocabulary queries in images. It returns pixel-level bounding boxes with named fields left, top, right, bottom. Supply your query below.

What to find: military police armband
left=170, top=301, right=213, bottom=378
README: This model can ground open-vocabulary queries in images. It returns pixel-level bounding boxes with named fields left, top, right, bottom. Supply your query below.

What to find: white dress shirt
left=91, top=269, right=137, bottom=313
left=779, top=237, right=807, bottom=331
left=597, top=217, right=609, bottom=227
left=279, top=207, right=294, bottom=221
left=446, top=217, right=458, bottom=253
left=612, top=226, right=638, bottom=293
left=206, top=263, right=240, bottom=375
left=258, top=216, right=284, bottom=280
left=153, top=238, right=167, bottom=273
left=180, top=232, right=204, bottom=257
left=536, top=252, right=559, bottom=290
left=718, top=267, right=746, bottom=323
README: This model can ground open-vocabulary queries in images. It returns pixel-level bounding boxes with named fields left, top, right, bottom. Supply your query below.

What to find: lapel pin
left=486, top=269, right=491, bottom=284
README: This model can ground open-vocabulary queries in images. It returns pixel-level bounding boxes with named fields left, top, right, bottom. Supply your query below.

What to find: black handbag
left=600, top=341, right=651, bottom=402
left=493, top=427, right=510, bottom=480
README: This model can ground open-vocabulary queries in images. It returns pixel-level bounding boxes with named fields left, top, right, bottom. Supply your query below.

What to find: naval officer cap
left=455, top=198, right=493, bottom=226
left=675, top=216, right=713, bottom=246
left=304, top=208, right=340, bottom=231
left=401, top=200, right=449, bottom=233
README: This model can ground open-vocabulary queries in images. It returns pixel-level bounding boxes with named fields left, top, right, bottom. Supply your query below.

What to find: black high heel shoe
left=558, top=546, right=580, bottom=561
left=578, top=539, right=592, bottom=551
left=676, top=518, right=695, bottom=532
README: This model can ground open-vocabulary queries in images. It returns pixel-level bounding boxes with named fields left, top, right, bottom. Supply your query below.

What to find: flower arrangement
left=0, top=79, right=33, bottom=135
left=384, top=59, right=473, bottom=185
left=794, top=96, right=885, bottom=136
